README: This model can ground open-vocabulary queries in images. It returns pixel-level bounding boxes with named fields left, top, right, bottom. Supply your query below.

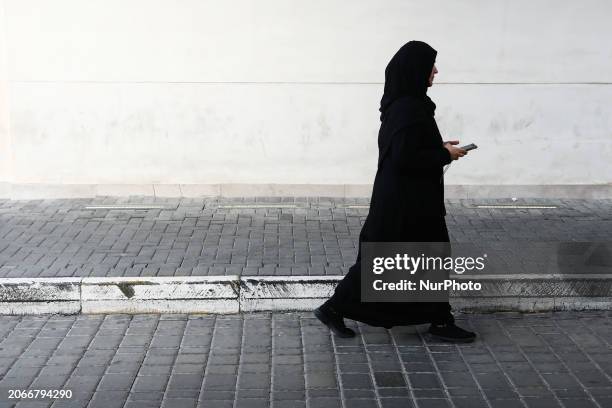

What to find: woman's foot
left=314, top=303, right=356, bottom=338
left=428, top=322, right=476, bottom=343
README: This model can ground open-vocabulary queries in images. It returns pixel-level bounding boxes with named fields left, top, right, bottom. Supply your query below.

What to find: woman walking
left=315, top=40, right=476, bottom=342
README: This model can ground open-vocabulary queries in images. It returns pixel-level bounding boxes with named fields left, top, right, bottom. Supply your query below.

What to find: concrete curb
left=0, top=278, right=81, bottom=314
left=1, top=275, right=612, bottom=315
left=81, top=276, right=240, bottom=314
left=240, top=276, right=339, bottom=312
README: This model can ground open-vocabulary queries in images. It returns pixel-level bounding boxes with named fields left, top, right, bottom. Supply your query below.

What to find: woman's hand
left=444, top=140, right=467, bottom=160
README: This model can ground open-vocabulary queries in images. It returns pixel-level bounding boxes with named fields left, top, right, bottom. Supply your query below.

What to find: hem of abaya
left=334, top=303, right=454, bottom=329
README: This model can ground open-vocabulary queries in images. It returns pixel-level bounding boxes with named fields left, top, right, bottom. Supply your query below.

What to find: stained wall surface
left=0, top=1, right=610, bottom=196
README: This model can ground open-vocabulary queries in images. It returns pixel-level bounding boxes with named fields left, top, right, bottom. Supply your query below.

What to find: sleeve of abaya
left=390, top=123, right=452, bottom=171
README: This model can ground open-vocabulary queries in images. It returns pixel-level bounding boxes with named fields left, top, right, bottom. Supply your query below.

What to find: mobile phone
left=460, top=143, right=478, bottom=151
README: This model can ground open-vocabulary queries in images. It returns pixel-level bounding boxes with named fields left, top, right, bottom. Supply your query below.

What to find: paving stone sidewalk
left=0, top=198, right=610, bottom=278
left=0, top=311, right=611, bottom=408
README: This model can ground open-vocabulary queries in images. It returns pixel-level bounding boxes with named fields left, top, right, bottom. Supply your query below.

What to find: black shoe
left=428, top=322, right=476, bottom=343
left=314, top=304, right=356, bottom=338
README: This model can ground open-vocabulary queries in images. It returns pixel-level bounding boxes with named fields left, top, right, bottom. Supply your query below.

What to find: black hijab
left=377, top=41, right=438, bottom=169
left=379, top=40, right=437, bottom=121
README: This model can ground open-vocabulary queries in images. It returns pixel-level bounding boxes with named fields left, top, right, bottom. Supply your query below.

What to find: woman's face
left=428, top=64, right=438, bottom=87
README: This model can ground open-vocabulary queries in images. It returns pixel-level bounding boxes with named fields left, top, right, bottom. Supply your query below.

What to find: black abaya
left=327, top=41, right=454, bottom=328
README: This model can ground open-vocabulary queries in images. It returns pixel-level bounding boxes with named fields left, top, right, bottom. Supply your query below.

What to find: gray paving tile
left=1, top=198, right=610, bottom=278
left=1, top=311, right=612, bottom=406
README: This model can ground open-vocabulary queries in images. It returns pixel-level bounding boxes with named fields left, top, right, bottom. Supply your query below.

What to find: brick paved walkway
left=0, top=198, right=610, bottom=278
left=0, top=311, right=611, bottom=408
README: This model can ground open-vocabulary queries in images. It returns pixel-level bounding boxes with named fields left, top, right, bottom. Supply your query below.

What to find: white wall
left=0, top=0, right=610, bottom=197
left=0, top=0, right=10, bottom=195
